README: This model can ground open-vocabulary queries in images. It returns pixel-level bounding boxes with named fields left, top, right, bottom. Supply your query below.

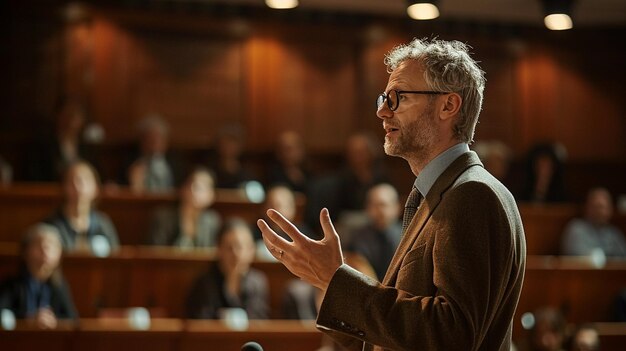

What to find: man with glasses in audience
left=258, top=38, right=526, bottom=351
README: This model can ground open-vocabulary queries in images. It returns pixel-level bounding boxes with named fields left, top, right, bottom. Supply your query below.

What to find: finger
left=319, top=208, right=341, bottom=245
left=257, top=219, right=290, bottom=258
left=266, top=209, right=309, bottom=244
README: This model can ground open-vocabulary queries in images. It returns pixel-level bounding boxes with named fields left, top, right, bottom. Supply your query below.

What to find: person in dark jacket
left=0, top=223, right=77, bottom=328
left=186, top=218, right=268, bottom=320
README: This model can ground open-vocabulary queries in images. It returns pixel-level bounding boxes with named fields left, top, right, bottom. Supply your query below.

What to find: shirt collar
left=413, top=143, right=469, bottom=197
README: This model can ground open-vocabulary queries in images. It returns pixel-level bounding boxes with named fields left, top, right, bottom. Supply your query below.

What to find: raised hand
left=257, top=208, right=344, bottom=291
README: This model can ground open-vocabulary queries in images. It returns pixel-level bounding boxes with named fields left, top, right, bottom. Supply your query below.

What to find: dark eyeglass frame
left=376, top=90, right=450, bottom=111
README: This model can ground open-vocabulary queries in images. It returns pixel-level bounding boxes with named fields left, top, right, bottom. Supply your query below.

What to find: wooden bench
left=513, top=256, right=626, bottom=340
left=0, top=182, right=305, bottom=246
left=0, top=245, right=299, bottom=319
left=0, top=319, right=324, bottom=351
left=518, top=203, right=626, bottom=255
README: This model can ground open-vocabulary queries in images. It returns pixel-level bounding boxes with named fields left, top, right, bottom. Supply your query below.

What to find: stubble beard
left=383, top=102, right=437, bottom=162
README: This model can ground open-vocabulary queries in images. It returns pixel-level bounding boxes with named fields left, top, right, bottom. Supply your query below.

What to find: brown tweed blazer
left=316, top=151, right=526, bottom=351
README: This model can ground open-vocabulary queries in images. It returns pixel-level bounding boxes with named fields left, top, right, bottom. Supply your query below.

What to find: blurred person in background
left=148, top=167, right=221, bottom=249
left=185, top=218, right=268, bottom=319
left=472, top=140, right=512, bottom=186
left=127, top=114, right=180, bottom=193
left=561, top=187, right=626, bottom=257
left=518, top=142, right=567, bottom=203
left=266, top=130, right=311, bottom=193
left=45, top=160, right=119, bottom=256
left=0, top=224, right=77, bottom=329
left=520, top=307, right=567, bottom=351
left=568, top=324, right=599, bottom=351
left=26, top=97, right=100, bottom=182
left=208, top=124, right=256, bottom=189
left=344, top=183, right=402, bottom=280
left=336, top=132, right=389, bottom=215
left=255, top=185, right=317, bottom=242
left=305, top=132, right=388, bottom=230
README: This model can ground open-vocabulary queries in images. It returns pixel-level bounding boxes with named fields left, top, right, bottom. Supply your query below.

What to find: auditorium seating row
left=3, top=319, right=622, bottom=351
left=0, top=182, right=305, bottom=246
left=2, top=183, right=626, bottom=255
left=0, top=319, right=324, bottom=351
left=0, top=245, right=625, bottom=340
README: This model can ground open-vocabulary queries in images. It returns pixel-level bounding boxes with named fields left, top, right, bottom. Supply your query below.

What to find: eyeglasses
left=376, top=90, right=450, bottom=111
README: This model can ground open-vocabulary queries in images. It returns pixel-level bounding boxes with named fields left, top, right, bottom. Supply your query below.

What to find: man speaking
left=257, top=38, right=526, bottom=351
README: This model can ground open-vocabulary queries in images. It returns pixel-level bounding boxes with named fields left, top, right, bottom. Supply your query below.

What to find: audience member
left=522, top=307, right=567, bottom=351
left=255, top=185, right=317, bottom=243
left=561, top=187, right=626, bottom=257
left=0, top=224, right=77, bottom=328
left=148, top=167, right=221, bottom=249
left=45, top=160, right=119, bottom=256
left=336, top=132, right=389, bottom=213
left=305, top=132, right=388, bottom=229
left=568, top=324, right=600, bottom=351
left=127, top=115, right=179, bottom=193
left=26, top=97, right=99, bottom=181
left=518, top=142, right=567, bottom=203
left=345, top=183, right=402, bottom=280
left=266, top=130, right=311, bottom=193
left=472, top=140, right=512, bottom=184
left=185, top=218, right=269, bottom=319
left=208, top=124, right=256, bottom=189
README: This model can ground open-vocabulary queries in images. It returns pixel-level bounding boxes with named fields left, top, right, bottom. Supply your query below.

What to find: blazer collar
left=382, top=151, right=483, bottom=285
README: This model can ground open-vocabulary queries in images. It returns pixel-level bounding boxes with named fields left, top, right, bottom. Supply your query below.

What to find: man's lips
left=384, top=125, right=399, bottom=135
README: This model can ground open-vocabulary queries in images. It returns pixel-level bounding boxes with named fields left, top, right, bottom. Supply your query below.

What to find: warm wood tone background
left=1, top=2, right=625, bottom=196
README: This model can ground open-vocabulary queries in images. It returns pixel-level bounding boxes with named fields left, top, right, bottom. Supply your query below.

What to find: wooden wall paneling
left=91, top=18, right=135, bottom=143
left=243, top=25, right=360, bottom=153
left=473, top=44, right=520, bottom=151
left=515, top=45, right=562, bottom=151
left=64, top=21, right=94, bottom=106
left=555, top=47, right=626, bottom=162
left=91, top=16, right=246, bottom=148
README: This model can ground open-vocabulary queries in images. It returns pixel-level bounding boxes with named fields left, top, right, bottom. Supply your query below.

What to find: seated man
left=345, top=183, right=402, bottom=280
left=561, top=187, right=626, bottom=257
left=185, top=218, right=269, bottom=319
left=0, top=224, right=77, bottom=329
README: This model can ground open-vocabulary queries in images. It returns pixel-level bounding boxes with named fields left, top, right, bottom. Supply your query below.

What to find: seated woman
left=0, top=224, right=77, bottom=328
left=185, top=218, right=269, bottom=319
left=45, top=160, right=119, bottom=256
left=148, top=167, right=221, bottom=249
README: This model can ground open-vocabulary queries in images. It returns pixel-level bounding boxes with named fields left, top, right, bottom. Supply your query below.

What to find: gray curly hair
left=384, top=38, right=486, bottom=143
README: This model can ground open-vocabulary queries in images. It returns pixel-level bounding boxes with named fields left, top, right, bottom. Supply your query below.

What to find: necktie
left=402, top=187, right=422, bottom=234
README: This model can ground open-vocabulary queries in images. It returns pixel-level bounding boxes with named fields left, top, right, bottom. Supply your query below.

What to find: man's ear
left=438, top=93, right=462, bottom=121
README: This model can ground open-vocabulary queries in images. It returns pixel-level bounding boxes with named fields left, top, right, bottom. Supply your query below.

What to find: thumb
left=319, top=208, right=341, bottom=245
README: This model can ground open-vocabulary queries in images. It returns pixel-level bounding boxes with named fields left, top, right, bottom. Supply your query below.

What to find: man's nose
left=377, top=103, right=392, bottom=120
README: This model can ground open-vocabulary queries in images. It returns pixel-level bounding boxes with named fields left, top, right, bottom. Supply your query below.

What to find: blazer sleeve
left=317, top=181, right=520, bottom=351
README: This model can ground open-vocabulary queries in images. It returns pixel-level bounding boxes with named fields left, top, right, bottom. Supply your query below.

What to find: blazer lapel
left=381, top=152, right=483, bottom=286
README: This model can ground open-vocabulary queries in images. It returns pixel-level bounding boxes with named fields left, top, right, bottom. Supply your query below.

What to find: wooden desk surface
left=1, top=319, right=324, bottom=351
